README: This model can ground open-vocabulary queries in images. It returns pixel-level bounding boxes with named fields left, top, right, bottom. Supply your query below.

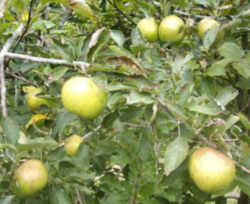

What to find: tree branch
left=0, top=24, right=24, bottom=117
left=5, top=52, right=90, bottom=72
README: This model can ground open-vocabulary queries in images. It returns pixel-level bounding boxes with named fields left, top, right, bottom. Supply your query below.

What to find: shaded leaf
left=164, top=136, right=189, bottom=175
left=218, top=42, right=244, bottom=61
left=215, top=86, right=238, bottom=107
left=55, top=109, right=78, bottom=136
left=110, top=30, right=125, bottom=47
left=1, top=117, right=19, bottom=145
left=17, top=137, right=58, bottom=151
left=206, top=59, right=231, bottom=77
left=126, top=91, right=154, bottom=105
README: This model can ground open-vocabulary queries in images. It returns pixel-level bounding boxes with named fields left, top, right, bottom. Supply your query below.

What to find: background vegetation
left=0, top=0, right=249, bottom=203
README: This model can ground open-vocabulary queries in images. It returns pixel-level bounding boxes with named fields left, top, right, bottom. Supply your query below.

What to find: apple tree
left=0, top=0, right=250, bottom=203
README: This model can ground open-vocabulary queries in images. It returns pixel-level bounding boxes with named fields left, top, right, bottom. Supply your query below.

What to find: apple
left=138, top=17, right=158, bottom=42
left=64, top=134, right=83, bottom=156
left=159, top=15, right=185, bottom=42
left=197, top=18, right=223, bottom=39
left=11, top=159, right=48, bottom=197
left=61, top=76, right=107, bottom=119
left=189, top=147, right=236, bottom=194
left=23, top=86, right=50, bottom=112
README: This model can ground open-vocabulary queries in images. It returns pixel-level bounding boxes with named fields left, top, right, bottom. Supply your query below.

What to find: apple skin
left=189, top=147, right=236, bottom=194
left=138, top=17, right=158, bottom=42
left=159, top=15, right=185, bottom=42
left=197, top=18, right=222, bottom=39
left=64, top=135, right=83, bottom=156
left=24, top=86, right=50, bottom=111
left=11, top=160, right=48, bottom=198
left=61, top=76, right=107, bottom=119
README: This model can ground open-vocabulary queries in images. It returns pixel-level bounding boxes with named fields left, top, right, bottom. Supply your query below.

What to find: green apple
left=138, top=17, right=158, bottom=42
left=61, top=76, right=107, bottom=119
left=189, top=147, right=236, bottom=194
left=64, top=134, right=83, bottom=156
left=11, top=159, right=48, bottom=197
left=159, top=15, right=185, bottom=42
left=197, top=18, right=222, bottom=39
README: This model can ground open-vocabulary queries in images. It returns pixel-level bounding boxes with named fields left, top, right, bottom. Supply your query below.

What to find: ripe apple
left=11, top=159, right=48, bottom=197
left=189, top=147, right=236, bottom=194
left=61, top=76, right=107, bottom=119
left=197, top=18, right=223, bottom=39
left=23, top=86, right=50, bottom=112
left=138, top=17, right=158, bottom=42
left=159, top=15, right=185, bottom=42
left=64, top=134, right=83, bottom=156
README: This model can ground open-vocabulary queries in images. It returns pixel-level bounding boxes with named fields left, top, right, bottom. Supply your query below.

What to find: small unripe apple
left=64, top=135, right=83, bottom=156
left=197, top=18, right=222, bottom=39
left=11, top=159, right=48, bottom=197
left=61, top=76, right=107, bottom=119
left=159, top=15, right=185, bottom=42
left=138, top=17, right=158, bottom=42
left=189, top=147, right=236, bottom=194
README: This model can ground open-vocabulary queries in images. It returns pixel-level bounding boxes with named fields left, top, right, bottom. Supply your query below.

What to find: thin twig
left=5, top=52, right=90, bottom=72
left=5, top=69, right=36, bottom=85
left=235, top=161, right=250, bottom=174
left=130, top=171, right=141, bottom=204
left=106, top=0, right=136, bottom=25
left=173, top=10, right=211, bottom=20
left=12, top=0, right=35, bottom=52
left=83, top=125, right=102, bottom=140
left=0, top=24, right=24, bottom=117
left=0, top=0, right=8, bottom=18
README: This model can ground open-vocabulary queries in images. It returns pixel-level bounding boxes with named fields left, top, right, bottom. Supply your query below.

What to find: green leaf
left=71, top=145, right=90, bottom=170
left=225, top=115, right=239, bottom=130
left=232, top=56, right=250, bottom=78
left=164, top=136, right=189, bottom=175
left=189, top=100, right=221, bottom=116
left=17, top=137, right=58, bottom=151
left=236, top=78, right=250, bottom=90
left=1, top=117, right=19, bottom=145
left=237, top=170, right=250, bottom=196
left=55, top=109, right=78, bottom=136
left=50, top=67, right=68, bottom=81
left=110, top=30, right=125, bottom=47
left=109, top=45, right=138, bottom=64
left=203, top=26, right=219, bottom=50
left=215, top=86, right=238, bottom=107
left=238, top=113, right=250, bottom=130
left=49, top=189, right=71, bottom=204
left=126, top=91, right=154, bottom=105
left=206, top=59, right=231, bottom=77
left=218, top=42, right=244, bottom=61
left=165, top=102, right=188, bottom=121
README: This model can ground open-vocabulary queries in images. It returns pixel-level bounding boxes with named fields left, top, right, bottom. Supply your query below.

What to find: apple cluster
left=138, top=15, right=222, bottom=43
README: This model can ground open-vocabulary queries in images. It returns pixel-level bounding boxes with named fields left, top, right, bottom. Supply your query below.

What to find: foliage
left=0, top=0, right=250, bottom=203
